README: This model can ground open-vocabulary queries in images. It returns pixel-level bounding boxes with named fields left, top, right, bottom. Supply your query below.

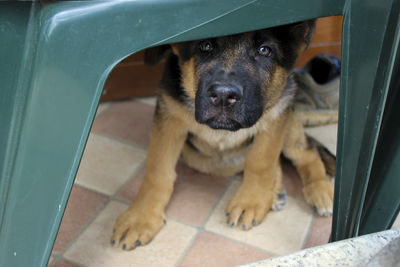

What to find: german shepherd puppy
left=111, top=20, right=334, bottom=250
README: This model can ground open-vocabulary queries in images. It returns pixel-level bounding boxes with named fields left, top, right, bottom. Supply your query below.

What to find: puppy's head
left=148, top=20, right=315, bottom=131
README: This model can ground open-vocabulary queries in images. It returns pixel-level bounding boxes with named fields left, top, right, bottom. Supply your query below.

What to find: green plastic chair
left=1, top=1, right=399, bottom=266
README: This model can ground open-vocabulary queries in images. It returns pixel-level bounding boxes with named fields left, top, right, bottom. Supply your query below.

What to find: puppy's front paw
left=303, top=180, right=334, bottom=216
left=226, top=186, right=274, bottom=231
left=111, top=205, right=164, bottom=251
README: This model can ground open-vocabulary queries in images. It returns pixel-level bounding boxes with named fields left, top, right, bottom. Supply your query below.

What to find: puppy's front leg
left=226, top=118, right=288, bottom=230
left=283, top=114, right=333, bottom=216
left=112, top=113, right=187, bottom=250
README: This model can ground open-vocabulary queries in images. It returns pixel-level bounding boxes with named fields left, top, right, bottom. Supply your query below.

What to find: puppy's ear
left=170, top=44, right=180, bottom=56
left=291, top=19, right=316, bottom=51
left=143, top=45, right=171, bottom=65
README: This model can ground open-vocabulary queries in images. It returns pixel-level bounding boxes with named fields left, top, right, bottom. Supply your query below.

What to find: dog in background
left=111, top=20, right=335, bottom=251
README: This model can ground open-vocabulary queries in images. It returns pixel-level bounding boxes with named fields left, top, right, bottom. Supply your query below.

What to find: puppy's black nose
left=207, top=85, right=242, bottom=107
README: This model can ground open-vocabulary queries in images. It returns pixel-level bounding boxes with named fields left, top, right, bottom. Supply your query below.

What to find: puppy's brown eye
left=199, top=41, right=213, bottom=52
left=258, top=45, right=272, bottom=57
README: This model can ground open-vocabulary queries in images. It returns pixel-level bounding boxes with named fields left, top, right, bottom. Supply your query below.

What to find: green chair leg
left=359, top=36, right=400, bottom=235
left=331, top=0, right=400, bottom=241
left=0, top=3, right=107, bottom=266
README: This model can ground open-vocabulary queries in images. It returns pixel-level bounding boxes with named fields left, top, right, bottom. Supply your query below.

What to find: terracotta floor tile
left=116, top=166, right=145, bottom=202
left=117, top=163, right=231, bottom=226
left=281, top=160, right=304, bottom=199
left=64, top=201, right=197, bottom=267
left=52, top=259, right=80, bottom=267
left=92, top=100, right=155, bottom=148
left=204, top=181, right=314, bottom=255
left=303, top=216, right=332, bottom=249
left=53, top=185, right=109, bottom=254
left=180, top=232, right=270, bottom=267
left=48, top=256, right=54, bottom=266
left=74, top=133, right=146, bottom=195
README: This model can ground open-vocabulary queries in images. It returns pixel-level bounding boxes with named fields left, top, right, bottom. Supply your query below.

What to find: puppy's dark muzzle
left=207, top=84, right=242, bottom=108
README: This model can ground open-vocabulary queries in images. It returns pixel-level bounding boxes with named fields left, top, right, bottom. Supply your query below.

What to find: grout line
left=301, top=214, right=316, bottom=249
left=59, top=257, right=87, bottom=267
left=47, top=253, right=61, bottom=267
left=174, top=229, right=202, bottom=267
left=90, top=131, right=148, bottom=152
left=170, top=212, right=279, bottom=265
left=73, top=135, right=147, bottom=198
left=53, top=198, right=112, bottom=260
left=110, top=195, right=131, bottom=205
left=201, top=176, right=237, bottom=228
left=203, top=229, right=278, bottom=258
left=112, top=160, right=147, bottom=199
left=50, top=257, right=87, bottom=267
left=72, top=183, right=110, bottom=198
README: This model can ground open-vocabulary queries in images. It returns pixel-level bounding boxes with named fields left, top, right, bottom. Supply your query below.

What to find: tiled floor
left=47, top=97, right=378, bottom=267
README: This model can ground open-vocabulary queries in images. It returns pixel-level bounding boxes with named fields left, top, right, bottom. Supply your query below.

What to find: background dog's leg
left=283, top=114, right=334, bottom=216
left=111, top=113, right=187, bottom=250
left=226, top=117, right=288, bottom=230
